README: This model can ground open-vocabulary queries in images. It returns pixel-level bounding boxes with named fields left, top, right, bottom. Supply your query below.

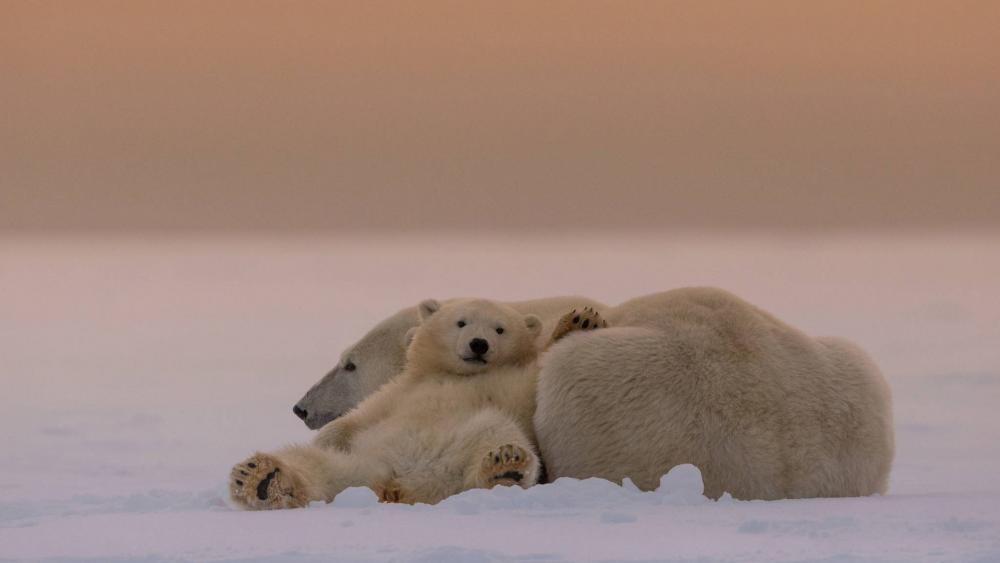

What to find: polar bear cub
left=229, top=299, right=604, bottom=508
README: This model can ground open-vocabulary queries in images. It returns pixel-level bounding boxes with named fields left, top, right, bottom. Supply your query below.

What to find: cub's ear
left=402, top=327, right=419, bottom=348
left=418, top=299, right=441, bottom=322
left=524, top=314, right=542, bottom=336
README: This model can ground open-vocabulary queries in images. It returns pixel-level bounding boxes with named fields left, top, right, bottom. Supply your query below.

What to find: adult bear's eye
left=344, top=362, right=356, bottom=372
left=457, top=320, right=466, bottom=328
left=496, top=327, right=504, bottom=334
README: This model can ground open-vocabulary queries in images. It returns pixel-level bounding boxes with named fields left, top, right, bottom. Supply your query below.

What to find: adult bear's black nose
left=469, top=338, right=489, bottom=356
left=293, top=404, right=308, bottom=421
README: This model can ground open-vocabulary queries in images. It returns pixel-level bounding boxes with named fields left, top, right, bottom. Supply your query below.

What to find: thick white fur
left=239, top=287, right=893, bottom=506
left=294, top=296, right=606, bottom=429
left=534, top=287, right=895, bottom=499
left=235, top=299, right=549, bottom=507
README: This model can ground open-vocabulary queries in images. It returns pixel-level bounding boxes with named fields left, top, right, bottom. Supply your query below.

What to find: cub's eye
left=344, top=362, right=356, bottom=372
left=457, top=321, right=466, bottom=328
left=495, top=327, right=505, bottom=335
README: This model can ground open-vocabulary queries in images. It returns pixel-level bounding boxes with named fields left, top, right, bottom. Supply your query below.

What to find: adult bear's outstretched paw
left=551, top=306, right=608, bottom=342
left=230, top=453, right=309, bottom=510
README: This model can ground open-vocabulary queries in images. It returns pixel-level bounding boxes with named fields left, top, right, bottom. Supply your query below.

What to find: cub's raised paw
left=230, top=453, right=308, bottom=510
left=373, top=479, right=416, bottom=505
left=479, top=444, right=536, bottom=488
left=551, top=307, right=608, bottom=342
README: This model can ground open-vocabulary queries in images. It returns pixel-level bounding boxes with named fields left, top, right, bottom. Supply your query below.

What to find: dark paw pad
left=256, top=469, right=279, bottom=500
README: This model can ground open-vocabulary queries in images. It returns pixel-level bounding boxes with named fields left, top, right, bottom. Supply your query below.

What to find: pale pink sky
left=2, top=1, right=998, bottom=232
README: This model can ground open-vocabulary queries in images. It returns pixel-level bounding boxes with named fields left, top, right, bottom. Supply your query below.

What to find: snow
left=2, top=234, right=999, bottom=562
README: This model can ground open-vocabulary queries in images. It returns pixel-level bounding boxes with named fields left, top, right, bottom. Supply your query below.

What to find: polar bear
left=287, top=287, right=894, bottom=501
left=536, top=288, right=894, bottom=499
left=229, top=299, right=606, bottom=508
left=292, top=296, right=607, bottom=430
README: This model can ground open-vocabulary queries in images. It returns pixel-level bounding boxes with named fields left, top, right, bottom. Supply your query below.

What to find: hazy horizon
left=3, top=1, right=999, bottom=233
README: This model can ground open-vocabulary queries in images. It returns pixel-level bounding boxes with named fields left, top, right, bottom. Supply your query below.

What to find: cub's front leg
left=230, top=444, right=388, bottom=510
left=313, top=378, right=408, bottom=451
left=313, top=417, right=360, bottom=451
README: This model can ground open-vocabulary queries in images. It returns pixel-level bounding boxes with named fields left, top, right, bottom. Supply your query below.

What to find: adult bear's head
left=292, top=305, right=419, bottom=429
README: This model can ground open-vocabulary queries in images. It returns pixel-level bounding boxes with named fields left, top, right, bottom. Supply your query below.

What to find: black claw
left=582, top=319, right=590, bottom=328
left=572, top=315, right=580, bottom=324
left=247, top=462, right=257, bottom=468
left=240, top=470, right=249, bottom=476
left=235, top=480, right=243, bottom=486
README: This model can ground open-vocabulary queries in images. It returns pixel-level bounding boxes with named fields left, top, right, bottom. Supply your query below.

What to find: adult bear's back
left=535, top=287, right=894, bottom=499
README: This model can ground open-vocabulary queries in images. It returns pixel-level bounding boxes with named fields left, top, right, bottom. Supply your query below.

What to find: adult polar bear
left=294, top=288, right=894, bottom=500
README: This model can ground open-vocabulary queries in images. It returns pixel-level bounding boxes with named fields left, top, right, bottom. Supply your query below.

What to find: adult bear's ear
left=403, top=327, right=419, bottom=348
left=524, top=314, right=542, bottom=336
left=418, top=299, right=441, bottom=322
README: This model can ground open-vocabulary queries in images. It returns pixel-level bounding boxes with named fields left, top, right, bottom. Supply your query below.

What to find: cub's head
left=407, top=298, right=542, bottom=375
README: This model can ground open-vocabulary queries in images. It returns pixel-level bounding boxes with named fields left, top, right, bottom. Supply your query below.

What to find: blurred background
left=1, top=1, right=998, bottom=506
left=3, top=1, right=999, bottom=233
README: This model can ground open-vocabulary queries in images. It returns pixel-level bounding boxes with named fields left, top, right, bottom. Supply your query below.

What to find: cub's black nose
left=293, top=405, right=308, bottom=421
left=469, top=338, right=489, bottom=356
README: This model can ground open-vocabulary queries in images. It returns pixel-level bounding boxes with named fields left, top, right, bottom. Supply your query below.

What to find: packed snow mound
left=5, top=462, right=1000, bottom=562
left=657, top=463, right=709, bottom=505
left=320, top=464, right=707, bottom=515
left=328, top=486, right=379, bottom=508
left=0, top=465, right=710, bottom=522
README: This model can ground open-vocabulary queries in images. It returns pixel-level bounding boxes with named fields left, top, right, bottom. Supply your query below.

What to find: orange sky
left=2, top=1, right=998, bottom=232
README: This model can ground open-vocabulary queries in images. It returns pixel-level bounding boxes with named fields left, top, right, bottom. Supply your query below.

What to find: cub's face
left=410, top=299, right=542, bottom=375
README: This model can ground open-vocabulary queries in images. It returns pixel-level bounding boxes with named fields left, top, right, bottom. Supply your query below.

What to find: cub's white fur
left=231, top=299, right=560, bottom=508
left=294, top=296, right=606, bottom=429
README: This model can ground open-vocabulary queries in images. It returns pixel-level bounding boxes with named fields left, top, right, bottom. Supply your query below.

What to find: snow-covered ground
left=2, top=234, right=999, bottom=562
